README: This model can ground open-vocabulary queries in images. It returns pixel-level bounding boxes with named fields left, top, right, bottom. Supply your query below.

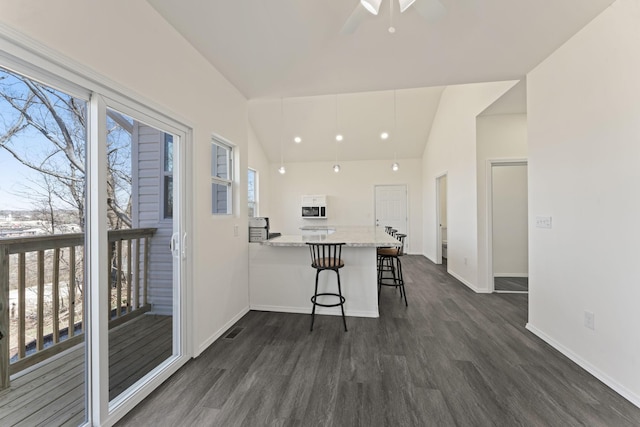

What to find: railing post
left=134, top=238, right=140, bottom=309
left=0, top=243, right=10, bottom=390
left=68, top=246, right=76, bottom=337
left=143, top=236, right=150, bottom=306
left=18, top=253, right=25, bottom=359
left=53, top=248, right=60, bottom=344
left=116, top=240, right=122, bottom=317
left=126, top=239, right=132, bottom=313
left=37, top=250, right=45, bottom=351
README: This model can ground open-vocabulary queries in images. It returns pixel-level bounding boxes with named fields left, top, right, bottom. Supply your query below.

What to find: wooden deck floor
left=0, top=314, right=172, bottom=427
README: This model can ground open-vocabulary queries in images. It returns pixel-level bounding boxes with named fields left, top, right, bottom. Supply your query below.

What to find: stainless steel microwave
left=302, top=206, right=326, bottom=218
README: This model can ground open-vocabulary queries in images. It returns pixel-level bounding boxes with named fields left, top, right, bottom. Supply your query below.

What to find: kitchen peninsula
left=248, top=226, right=400, bottom=318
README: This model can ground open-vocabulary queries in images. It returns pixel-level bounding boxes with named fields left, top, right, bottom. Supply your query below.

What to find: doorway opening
left=488, top=160, right=528, bottom=293
left=435, top=174, right=447, bottom=265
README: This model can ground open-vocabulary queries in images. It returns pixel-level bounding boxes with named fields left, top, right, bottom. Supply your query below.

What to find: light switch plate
left=536, top=216, right=552, bottom=229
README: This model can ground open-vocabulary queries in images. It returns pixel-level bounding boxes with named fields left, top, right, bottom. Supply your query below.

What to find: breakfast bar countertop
left=262, top=226, right=401, bottom=248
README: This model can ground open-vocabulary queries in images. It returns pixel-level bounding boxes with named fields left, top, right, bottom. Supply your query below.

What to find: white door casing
left=374, top=185, right=408, bottom=250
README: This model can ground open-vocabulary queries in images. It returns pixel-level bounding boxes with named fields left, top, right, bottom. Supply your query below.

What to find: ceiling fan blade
left=412, top=0, right=447, bottom=22
left=340, top=3, right=370, bottom=35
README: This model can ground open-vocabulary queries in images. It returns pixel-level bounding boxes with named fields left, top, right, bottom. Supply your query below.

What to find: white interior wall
left=492, top=165, right=528, bottom=276
left=476, top=114, right=528, bottom=290
left=0, top=0, right=251, bottom=356
left=248, top=125, right=271, bottom=218
left=267, top=159, right=422, bottom=254
left=422, top=82, right=517, bottom=291
left=527, top=0, right=640, bottom=406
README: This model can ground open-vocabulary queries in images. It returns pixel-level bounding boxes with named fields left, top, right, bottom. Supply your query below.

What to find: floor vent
left=224, top=327, right=244, bottom=340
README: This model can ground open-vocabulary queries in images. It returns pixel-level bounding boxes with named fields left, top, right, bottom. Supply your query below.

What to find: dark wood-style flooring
left=494, top=276, right=529, bottom=292
left=118, top=255, right=640, bottom=426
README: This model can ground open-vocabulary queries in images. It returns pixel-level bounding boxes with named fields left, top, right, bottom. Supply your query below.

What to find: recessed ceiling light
left=294, top=136, right=302, bottom=143
left=380, top=132, right=389, bottom=140
left=336, top=134, right=344, bottom=142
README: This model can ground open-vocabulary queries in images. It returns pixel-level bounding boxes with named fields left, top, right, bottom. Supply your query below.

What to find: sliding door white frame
left=0, top=24, right=193, bottom=427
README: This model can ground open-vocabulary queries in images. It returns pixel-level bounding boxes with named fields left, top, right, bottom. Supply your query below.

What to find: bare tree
left=0, top=68, right=132, bottom=231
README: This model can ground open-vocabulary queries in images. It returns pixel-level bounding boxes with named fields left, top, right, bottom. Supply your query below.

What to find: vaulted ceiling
left=147, top=0, right=614, bottom=162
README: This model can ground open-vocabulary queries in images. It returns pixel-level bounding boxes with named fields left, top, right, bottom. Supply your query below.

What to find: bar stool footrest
left=311, top=293, right=346, bottom=307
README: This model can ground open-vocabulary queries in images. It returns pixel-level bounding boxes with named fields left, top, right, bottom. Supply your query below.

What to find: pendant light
left=333, top=94, right=341, bottom=173
left=278, top=98, right=286, bottom=174
left=391, top=90, right=399, bottom=172
left=388, top=0, right=396, bottom=33
left=361, top=0, right=382, bottom=15
left=398, top=0, right=416, bottom=13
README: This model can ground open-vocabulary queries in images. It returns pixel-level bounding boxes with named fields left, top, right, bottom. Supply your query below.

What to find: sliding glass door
left=0, top=50, right=188, bottom=426
left=104, top=106, right=181, bottom=404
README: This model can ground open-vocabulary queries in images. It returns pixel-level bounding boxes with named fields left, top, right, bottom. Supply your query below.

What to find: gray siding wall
left=133, top=122, right=173, bottom=316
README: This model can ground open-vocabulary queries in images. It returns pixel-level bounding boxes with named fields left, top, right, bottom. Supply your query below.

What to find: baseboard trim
left=196, top=306, right=250, bottom=356
left=494, top=273, right=529, bottom=278
left=249, top=304, right=379, bottom=318
left=448, top=270, right=491, bottom=294
left=526, top=323, right=640, bottom=409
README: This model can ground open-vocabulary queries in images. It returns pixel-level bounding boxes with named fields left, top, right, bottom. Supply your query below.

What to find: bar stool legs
left=307, top=242, right=348, bottom=332
left=377, top=254, right=408, bottom=306
left=310, top=268, right=347, bottom=332
left=377, top=233, right=408, bottom=307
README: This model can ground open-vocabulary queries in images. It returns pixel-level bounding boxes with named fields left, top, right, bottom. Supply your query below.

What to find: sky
left=0, top=141, right=37, bottom=210
left=0, top=67, right=138, bottom=214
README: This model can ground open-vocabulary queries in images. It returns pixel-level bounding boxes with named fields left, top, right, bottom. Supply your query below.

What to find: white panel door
left=374, top=185, right=407, bottom=235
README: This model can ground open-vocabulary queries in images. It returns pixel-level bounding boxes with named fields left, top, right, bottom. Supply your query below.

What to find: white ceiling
left=147, top=0, right=613, bottom=162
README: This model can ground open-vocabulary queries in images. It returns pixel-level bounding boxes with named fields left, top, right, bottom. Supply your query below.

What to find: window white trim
left=211, top=135, right=235, bottom=215
left=0, top=22, right=194, bottom=427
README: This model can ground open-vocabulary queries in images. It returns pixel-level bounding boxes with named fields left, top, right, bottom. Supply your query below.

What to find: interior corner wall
left=248, top=125, right=271, bottom=218
left=267, top=159, right=423, bottom=254
left=476, top=114, right=528, bottom=291
left=421, top=81, right=518, bottom=292
left=0, top=0, right=251, bottom=357
left=527, top=0, right=640, bottom=407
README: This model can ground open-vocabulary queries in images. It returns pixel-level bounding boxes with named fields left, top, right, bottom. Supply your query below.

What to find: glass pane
left=164, top=134, right=173, bottom=173
left=164, top=176, right=173, bottom=219
left=212, top=182, right=229, bottom=214
left=106, top=109, right=175, bottom=402
left=248, top=169, right=256, bottom=217
left=0, top=66, right=88, bottom=425
left=248, top=169, right=256, bottom=203
left=211, top=143, right=229, bottom=180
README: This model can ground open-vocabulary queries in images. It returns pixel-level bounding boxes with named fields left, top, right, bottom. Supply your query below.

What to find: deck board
left=0, top=314, right=172, bottom=427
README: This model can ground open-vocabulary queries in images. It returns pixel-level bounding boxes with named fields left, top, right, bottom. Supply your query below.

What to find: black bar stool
left=377, top=233, right=408, bottom=306
left=306, top=242, right=347, bottom=331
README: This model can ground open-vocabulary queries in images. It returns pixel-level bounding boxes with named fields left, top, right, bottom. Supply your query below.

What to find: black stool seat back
left=308, top=242, right=345, bottom=270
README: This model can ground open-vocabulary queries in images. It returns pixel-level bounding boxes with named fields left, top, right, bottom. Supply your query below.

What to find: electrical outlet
left=584, top=311, right=595, bottom=330
left=234, top=224, right=239, bottom=237
left=536, top=216, right=552, bottom=229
